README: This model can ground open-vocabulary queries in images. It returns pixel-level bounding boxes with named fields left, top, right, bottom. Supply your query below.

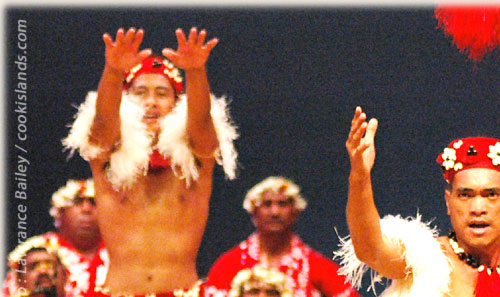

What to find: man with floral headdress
left=205, top=176, right=359, bottom=297
left=3, top=179, right=103, bottom=297
left=63, top=27, right=237, bottom=297
left=6, top=236, right=67, bottom=297
left=337, top=106, right=500, bottom=297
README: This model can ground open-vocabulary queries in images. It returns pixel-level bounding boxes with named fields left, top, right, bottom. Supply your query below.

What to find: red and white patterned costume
left=205, top=233, right=359, bottom=297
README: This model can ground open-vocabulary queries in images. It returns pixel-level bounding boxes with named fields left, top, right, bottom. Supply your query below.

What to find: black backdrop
left=6, top=6, right=500, bottom=296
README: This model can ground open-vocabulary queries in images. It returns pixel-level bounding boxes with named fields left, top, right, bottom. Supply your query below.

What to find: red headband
left=435, top=6, right=500, bottom=61
left=436, top=137, right=500, bottom=183
left=123, top=56, right=184, bottom=94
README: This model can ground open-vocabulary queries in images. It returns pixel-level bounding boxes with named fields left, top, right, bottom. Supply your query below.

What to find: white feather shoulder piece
left=63, top=91, right=238, bottom=189
left=158, top=94, right=239, bottom=185
left=333, top=214, right=451, bottom=297
left=157, top=93, right=239, bottom=186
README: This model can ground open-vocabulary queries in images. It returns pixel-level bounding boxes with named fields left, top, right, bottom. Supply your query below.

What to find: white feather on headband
left=63, top=91, right=238, bottom=189
left=333, top=214, right=451, bottom=297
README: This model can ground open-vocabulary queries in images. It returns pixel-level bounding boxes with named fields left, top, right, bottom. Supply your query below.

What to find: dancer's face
left=130, top=73, right=176, bottom=135
left=59, top=194, right=99, bottom=243
left=446, top=168, right=500, bottom=256
left=253, top=190, right=298, bottom=234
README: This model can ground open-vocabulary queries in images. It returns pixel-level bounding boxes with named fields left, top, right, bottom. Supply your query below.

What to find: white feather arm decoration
left=157, top=93, right=238, bottom=186
left=333, top=214, right=451, bottom=297
left=63, top=91, right=238, bottom=189
left=62, top=91, right=106, bottom=160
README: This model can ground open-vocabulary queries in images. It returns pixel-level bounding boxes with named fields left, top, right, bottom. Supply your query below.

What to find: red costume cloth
left=204, top=233, right=359, bottom=297
left=3, top=232, right=106, bottom=297
left=475, top=268, right=500, bottom=297
left=149, top=150, right=171, bottom=169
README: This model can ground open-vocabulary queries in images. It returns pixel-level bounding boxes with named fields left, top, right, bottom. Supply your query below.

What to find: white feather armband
left=333, top=215, right=451, bottom=297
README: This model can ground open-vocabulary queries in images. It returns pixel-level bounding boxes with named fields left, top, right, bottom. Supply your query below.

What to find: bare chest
left=95, top=168, right=211, bottom=223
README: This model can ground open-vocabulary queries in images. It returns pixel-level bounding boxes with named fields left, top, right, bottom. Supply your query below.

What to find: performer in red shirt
left=205, top=176, right=359, bottom=297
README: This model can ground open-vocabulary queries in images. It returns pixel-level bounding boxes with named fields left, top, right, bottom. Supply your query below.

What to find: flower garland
left=240, top=234, right=320, bottom=297
left=45, top=233, right=93, bottom=297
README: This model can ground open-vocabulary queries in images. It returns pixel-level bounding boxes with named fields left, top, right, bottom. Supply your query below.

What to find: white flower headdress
left=8, top=235, right=57, bottom=269
left=50, top=179, right=94, bottom=228
left=243, top=176, right=307, bottom=213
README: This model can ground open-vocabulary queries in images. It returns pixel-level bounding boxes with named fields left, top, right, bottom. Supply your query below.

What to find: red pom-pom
left=149, top=150, right=171, bottom=169
left=435, top=6, right=500, bottom=61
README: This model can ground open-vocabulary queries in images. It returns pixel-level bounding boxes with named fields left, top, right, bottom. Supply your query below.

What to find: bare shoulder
left=436, top=236, right=450, bottom=249
left=436, top=236, right=476, bottom=296
left=437, top=235, right=456, bottom=259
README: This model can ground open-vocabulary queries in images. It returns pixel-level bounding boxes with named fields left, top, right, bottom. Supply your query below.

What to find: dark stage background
left=6, top=6, right=500, bottom=296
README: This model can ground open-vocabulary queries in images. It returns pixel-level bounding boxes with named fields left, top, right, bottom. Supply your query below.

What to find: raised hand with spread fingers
left=162, top=27, right=218, bottom=71
left=103, top=27, right=152, bottom=74
left=344, top=107, right=407, bottom=280
left=346, top=106, right=378, bottom=177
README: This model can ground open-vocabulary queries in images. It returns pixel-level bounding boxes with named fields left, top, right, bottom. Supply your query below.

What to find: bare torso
left=90, top=157, right=215, bottom=294
left=436, top=236, right=477, bottom=297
